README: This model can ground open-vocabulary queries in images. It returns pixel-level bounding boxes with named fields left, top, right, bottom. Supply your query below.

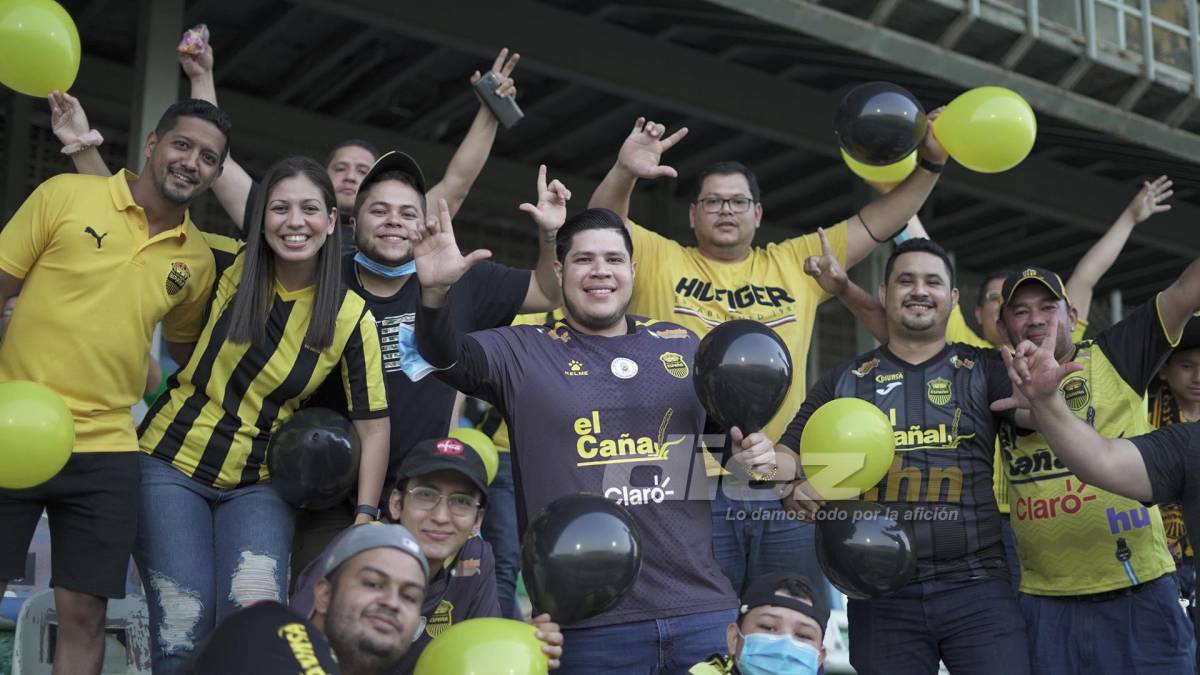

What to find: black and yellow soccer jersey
left=999, top=298, right=1176, bottom=596
left=139, top=253, right=388, bottom=488
left=1148, top=384, right=1194, bottom=566
left=781, top=343, right=1015, bottom=583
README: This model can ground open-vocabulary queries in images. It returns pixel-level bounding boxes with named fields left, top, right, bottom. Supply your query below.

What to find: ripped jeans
left=133, top=453, right=296, bottom=674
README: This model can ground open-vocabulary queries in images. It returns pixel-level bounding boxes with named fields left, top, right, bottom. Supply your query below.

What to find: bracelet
left=892, top=226, right=913, bottom=245
left=61, top=129, right=105, bottom=156
left=355, top=504, right=381, bottom=520
left=918, top=157, right=945, bottom=174
left=859, top=210, right=888, bottom=244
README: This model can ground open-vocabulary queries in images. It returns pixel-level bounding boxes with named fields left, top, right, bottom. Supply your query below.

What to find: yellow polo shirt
left=0, top=171, right=216, bottom=452
left=626, top=221, right=847, bottom=444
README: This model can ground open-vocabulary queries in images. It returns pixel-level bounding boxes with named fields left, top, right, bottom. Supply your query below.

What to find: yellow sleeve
left=0, top=180, right=61, bottom=279
left=775, top=220, right=849, bottom=303
left=628, top=220, right=677, bottom=267
left=946, top=304, right=990, bottom=348
left=1071, top=318, right=1088, bottom=343
left=340, top=309, right=390, bottom=417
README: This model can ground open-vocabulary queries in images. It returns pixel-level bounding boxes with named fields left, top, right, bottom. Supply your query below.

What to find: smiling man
left=781, top=238, right=1030, bottom=675
left=0, top=99, right=229, bottom=675
left=992, top=266, right=1197, bottom=674
left=409, top=206, right=788, bottom=673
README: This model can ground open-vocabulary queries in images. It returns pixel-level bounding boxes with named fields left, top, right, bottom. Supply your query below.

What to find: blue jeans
left=710, top=488, right=828, bottom=601
left=557, top=608, right=736, bottom=674
left=134, top=454, right=296, bottom=674
left=1019, top=575, right=1195, bottom=675
left=848, top=577, right=1030, bottom=675
left=482, top=452, right=522, bottom=619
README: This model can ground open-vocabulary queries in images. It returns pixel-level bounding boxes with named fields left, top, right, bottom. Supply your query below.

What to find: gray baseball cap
left=322, top=522, right=429, bottom=579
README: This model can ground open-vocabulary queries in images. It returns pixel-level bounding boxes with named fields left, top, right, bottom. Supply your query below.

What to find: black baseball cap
left=186, top=601, right=339, bottom=674
left=739, top=572, right=830, bottom=637
left=396, top=437, right=489, bottom=498
left=1000, top=266, right=1071, bottom=308
left=359, top=150, right=427, bottom=198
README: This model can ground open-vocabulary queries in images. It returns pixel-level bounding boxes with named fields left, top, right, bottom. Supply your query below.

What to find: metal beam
left=214, top=5, right=307, bottom=85
left=703, top=0, right=1200, bottom=162
left=275, top=29, right=379, bottom=105
left=305, top=42, right=385, bottom=111
left=519, top=101, right=640, bottom=163
left=72, top=55, right=690, bottom=233
left=336, top=47, right=446, bottom=121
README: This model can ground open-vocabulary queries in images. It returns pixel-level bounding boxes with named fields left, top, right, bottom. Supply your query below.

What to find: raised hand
left=177, top=24, right=214, bottom=80
left=48, top=91, right=99, bottom=151
left=802, top=227, right=847, bottom=296
left=919, top=106, right=949, bottom=165
left=616, top=117, right=688, bottom=180
left=471, top=47, right=520, bottom=101
left=529, top=613, right=563, bottom=670
left=405, top=198, right=492, bottom=292
left=1126, top=175, right=1173, bottom=224
left=519, top=165, right=571, bottom=238
left=993, top=319, right=1083, bottom=411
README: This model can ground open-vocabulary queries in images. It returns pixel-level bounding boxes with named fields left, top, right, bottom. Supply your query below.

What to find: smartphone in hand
left=473, top=70, right=524, bottom=129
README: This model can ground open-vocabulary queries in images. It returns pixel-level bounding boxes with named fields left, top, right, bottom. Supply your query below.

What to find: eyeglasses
left=984, top=291, right=1003, bottom=304
left=696, top=196, right=755, bottom=214
left=406, top=487, right=480, bottom=517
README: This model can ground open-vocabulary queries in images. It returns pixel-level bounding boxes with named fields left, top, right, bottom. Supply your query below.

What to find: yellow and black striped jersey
left=139, top=252, right=388, bottom=488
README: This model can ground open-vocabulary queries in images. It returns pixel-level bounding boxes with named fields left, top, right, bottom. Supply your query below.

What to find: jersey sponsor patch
left=564, top=360, right=589, bottom=377
left=165, top=261, right=192, bottom=296
left=876, top=381, right=902, bottom=396
left=852, top=358, right=880, bottom=378
left=425, top=600, right=454, bottom=639
left=926, top=377, right=952, bottom=406
left=659, top=352, right=688, bottom=379
left=453, top=557, right=481, bottom=577
left=650, top=328, right=689, bottom=339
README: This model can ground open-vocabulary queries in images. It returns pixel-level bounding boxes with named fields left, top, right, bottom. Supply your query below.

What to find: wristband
left=918, top=157, right=945, bottom=174
left=355, top=504, right=381, bottom=520
left=61, top=129, right=105, bottom=156
left=892, top=226, right=913, bottom=245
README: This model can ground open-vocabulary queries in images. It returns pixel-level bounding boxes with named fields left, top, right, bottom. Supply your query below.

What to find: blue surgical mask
left=354, top=250, right=415, bottom=279
left=736, top=631, right=820, bottom=675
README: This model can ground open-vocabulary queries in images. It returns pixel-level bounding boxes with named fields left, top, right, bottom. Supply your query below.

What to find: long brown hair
left=227, top=156, right=343, bottom=350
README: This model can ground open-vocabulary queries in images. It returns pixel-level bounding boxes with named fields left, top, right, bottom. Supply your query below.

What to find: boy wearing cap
left=994, top=264, right=1200, bottom=672
left=293, top=437, right=563, bottom=671
left=690, top=572, right=828, bottom=675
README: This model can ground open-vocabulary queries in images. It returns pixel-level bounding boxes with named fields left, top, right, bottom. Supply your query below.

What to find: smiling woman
left=134, top=156, right=391, bottom=673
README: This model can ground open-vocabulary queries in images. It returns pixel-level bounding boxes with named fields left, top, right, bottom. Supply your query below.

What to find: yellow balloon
left=799, top=398, right=895, bottom=499
left=934, top=86, right=1036, bottom=173
left=449, top=426, right=498, bottom=485
left=414, top=618, right=548, bottom=675
left=841, top=149, right=916, bottom=185
left=0, top=0, right=81, bottom=97
left=0, top=381, right=74, bottom=489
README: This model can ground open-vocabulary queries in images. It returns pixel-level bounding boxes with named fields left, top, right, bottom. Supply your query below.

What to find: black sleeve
left=415, top=288, right=501, bottom=403
left=463, top=261, right=533, bottom=330
left=1095, top=297, right=1174, bottom=394
left=778, top=366, right=840, bottom=452
left=980, top=348, right=1016, bottom=423
left=243, top=180, right=261, bottom=229
left=1130, top=424, right=1197, bottom=505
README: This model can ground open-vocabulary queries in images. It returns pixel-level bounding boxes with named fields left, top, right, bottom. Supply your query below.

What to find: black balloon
left=693, top=320, right=792, bottom=433
left=835, top=82, right=927, bottom=166
left=521, top=493, right=642, bottom=625
left=267, top=408, right=360, bottom=510
left=815, top=501, right=917, bottom=599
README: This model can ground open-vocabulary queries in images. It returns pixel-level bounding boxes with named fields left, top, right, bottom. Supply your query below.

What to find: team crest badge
left=425, top=600, right=454, bottom=639
left=659, top=352, right=688, bottom=379
left=1060, top=377, right=1090, bottom=412
left=165, top=261, right=191, bottom=296
left=927, top=377, right=952, bottom=406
